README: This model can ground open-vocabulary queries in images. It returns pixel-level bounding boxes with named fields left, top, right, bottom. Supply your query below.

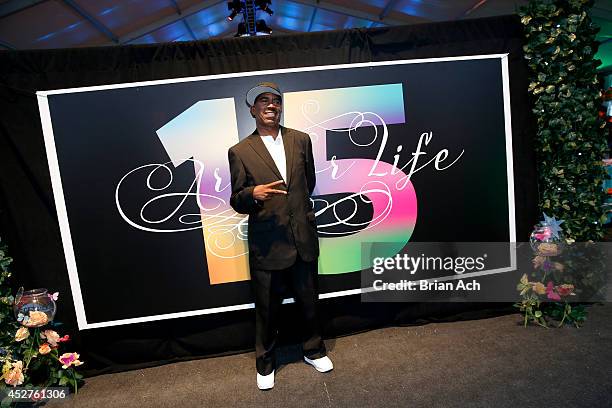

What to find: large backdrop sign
left=37, top=54, right=515, bottom=330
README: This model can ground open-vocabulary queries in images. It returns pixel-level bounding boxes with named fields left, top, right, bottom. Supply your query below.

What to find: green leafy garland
left=520, top=0, right=608, bottom=241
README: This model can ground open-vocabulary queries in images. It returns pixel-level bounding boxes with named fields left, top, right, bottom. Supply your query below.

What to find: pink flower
left=59, top=352, right=83, bottom=369
left=40, top=330, right=60, bottom=347
left=58, top=335, right=70, bottom=343
left=546, top=281, right=561, bottom=301
left=39, top=343, right=51, bottom=355
left=4, top=361, right=24, bottom=386
left=557, top=284, right=575, bottom=297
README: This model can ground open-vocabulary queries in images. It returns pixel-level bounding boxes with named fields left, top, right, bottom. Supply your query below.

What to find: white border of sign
left=37, top=54, right=516, bottom=330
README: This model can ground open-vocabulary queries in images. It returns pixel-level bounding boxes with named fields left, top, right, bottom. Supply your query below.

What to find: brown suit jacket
left=228, top=126, right=319, bottom=270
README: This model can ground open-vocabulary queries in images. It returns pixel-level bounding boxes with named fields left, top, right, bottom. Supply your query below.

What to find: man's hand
left=253, top=180, right=287, bottom=201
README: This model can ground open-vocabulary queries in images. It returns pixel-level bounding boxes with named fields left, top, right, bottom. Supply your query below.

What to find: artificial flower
left=552, top=262, right=565, bottom=272
left=4, top=361, right=24, bottom=386
left=59, top=352, right=84, bottom=369
left=58, top=334, right=70, bottom=343
left=39, top=343, right=51, bottom=355
left=15, top=327, right=29, bottom=342
left=25, top=310, right=48, bottom=327
left=532, top=282, right=547, bottom=295
left=517, top=274, right=530, bottom=295
left=546, top=281, right=561, bottom=301
left=41, top=330, right=60, bottom=347
left=1, top=360, right=11, bottom=378
left=532, top=256, right=546, bottom=269
left=557, top=284, right=575, bottom=297
left=538, top=243, right=559, bottom=256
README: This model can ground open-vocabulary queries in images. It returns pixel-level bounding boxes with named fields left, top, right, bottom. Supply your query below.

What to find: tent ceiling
left=0, top=0, right=611, bottom=50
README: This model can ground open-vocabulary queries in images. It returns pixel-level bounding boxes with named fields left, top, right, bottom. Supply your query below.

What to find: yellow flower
left=521, top=15, right=532, bottom=25
left=1, top=360, right=11, bottom=378
left=4, top=361, right=24, bottom=387
left=39, top=343, right=52, bottom=355
left=40, top=330, right=60, bottom=347
left=538, top=243, right=558, bottom=256
left=532, top=282, right=547, bottom=295
left=14, top=327, right=29, bottom=342
left=24, top=311, right=48, bottom=327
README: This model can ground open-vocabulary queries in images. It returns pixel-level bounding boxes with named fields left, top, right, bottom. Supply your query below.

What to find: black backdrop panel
left=0, top=16, right=538, bottom=374
left=41, top=57, right=512, bottom=326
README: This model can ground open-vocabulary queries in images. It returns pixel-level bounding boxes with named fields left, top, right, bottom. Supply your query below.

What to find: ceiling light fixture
left=227, top=0, right=274, bottom=37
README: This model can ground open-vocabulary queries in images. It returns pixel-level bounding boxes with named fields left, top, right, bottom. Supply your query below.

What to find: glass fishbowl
left=13, top=288, right=56, bottom=327
left=529, top=225, right=565, bottom=256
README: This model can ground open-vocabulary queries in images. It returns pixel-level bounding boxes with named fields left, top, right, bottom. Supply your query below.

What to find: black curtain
left=0, top=15, right=538, bottom=376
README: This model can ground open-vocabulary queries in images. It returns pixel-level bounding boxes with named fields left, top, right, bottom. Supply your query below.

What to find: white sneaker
left=304, top=355, right=333, bottom=373
left=257, top=370, right=274, bottom=390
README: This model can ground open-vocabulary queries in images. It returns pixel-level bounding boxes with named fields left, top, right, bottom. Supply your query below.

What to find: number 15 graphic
left=157, top=84, right=417, bottom=285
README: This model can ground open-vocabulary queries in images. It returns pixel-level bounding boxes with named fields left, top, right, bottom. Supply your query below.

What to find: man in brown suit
left=228, top=82, right=332, bottom=390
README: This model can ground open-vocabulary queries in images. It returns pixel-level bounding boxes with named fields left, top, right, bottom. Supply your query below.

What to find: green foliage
left=0, top=239, right=84, bottom=405
left=0, top=240, right=19, bottom=354
left=520, top=0, right=608, bottom=240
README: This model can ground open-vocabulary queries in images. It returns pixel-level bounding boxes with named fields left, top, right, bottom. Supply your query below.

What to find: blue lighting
left=99, top=6, right=120, bottom=16
left=35, top=32, right=56, bottom=42
left=207, top=23, right=225, bottom=37
left=277, top=16, right=307, bottom=31
left=397, top=0, right=425, bottom=17
left=65, top=22, right=82, bottom=31
left=279, top=2, right=309, bottom=19
left=310, top=23, right=333, bottom=32
left=193, top=4, right=225, bottom=26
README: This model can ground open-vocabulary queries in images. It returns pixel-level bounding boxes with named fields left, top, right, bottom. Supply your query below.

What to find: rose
left=41, top=330, right=60, bottom=347
left=15, top=327, right=29, bottom=342
left=546, top=281, right=561, bottom=301
left=39, top=343, right=52, bottom=355
left=532, top=282, right=547, bottom=295
left=532, top=256, right=546, bottom=269
left=4, top=361, right=24, bottom=387
left=557, top=284, right=575, bottom=297
left=24, top=310, right=48, bottom=327
left=538, top=243, right=559, bottom=256
left=59, top=352, right=84, bottom=369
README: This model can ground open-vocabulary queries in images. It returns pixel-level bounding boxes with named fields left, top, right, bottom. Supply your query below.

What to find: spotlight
left=229, top=0, right=274, bottom=37
left=227, top=0, right=242, bottom=21
left=227, top=9, right=239, bottom=21
left=256, top=0, right=273, bottom=15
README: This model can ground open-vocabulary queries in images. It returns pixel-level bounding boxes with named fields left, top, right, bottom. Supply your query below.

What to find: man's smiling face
left=251, top=92, right=282, bottom=129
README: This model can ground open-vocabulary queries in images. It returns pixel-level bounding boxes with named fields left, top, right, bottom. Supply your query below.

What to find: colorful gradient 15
left=153, top=84, right=417, bottom=283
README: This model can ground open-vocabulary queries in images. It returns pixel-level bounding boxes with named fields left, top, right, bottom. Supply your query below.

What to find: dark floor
left=46, top=302, right=612, bottom=408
